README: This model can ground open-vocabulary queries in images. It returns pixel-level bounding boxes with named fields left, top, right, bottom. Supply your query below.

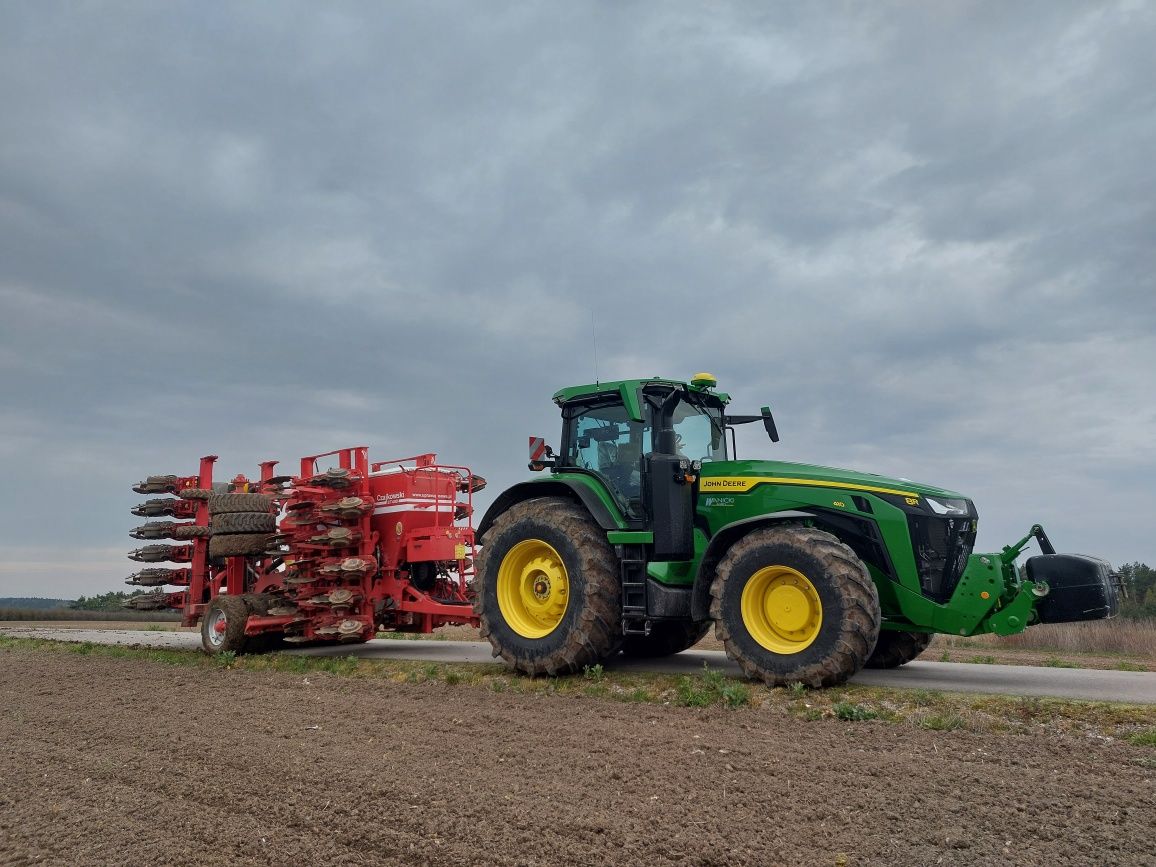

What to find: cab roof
left=552, top=376, right=731, bottom=422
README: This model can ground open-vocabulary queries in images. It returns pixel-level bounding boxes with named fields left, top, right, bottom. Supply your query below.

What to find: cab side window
left=566, top=402, right=651, bottom=512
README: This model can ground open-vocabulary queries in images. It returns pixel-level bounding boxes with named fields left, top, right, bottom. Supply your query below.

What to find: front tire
left=475, top=497, right=620, bottom=675
left=710, top=525, right=880, bottom=687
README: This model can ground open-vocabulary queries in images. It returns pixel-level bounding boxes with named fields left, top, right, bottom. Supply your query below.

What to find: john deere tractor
left=473, top=374, right=1122, bottom=687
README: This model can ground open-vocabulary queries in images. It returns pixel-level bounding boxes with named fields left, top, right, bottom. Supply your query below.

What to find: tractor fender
left=476, top=480, right=623, bottom=542
left=690, top=511, right=815, bottom=621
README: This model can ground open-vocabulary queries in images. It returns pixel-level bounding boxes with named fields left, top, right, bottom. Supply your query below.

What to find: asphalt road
left=4, top=625, right=1155, bottom=704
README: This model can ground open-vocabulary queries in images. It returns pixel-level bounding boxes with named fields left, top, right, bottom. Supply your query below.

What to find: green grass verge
left=2, top=635, right=1154, bottom=745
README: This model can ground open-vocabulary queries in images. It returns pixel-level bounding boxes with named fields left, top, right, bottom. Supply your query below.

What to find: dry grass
left=939, top=619, right=1156, bottom=658
left=0, top=607, right=180, bottom=623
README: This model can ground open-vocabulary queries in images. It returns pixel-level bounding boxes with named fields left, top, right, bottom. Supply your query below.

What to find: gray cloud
left=1, top=1, right=1153, bottom=596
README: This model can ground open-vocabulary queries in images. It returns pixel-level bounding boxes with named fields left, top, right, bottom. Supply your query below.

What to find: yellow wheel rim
left=740, top=565, right=822, bottom=654
left=496, top=539, right=570, bottom=639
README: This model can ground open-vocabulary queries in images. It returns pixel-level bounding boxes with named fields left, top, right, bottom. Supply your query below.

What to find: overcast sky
left=1, top=1, right=1153, bottom=598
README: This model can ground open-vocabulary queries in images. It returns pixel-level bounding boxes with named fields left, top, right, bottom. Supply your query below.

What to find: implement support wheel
left=710, top=525, right=880, bottom=688
left=201, top=595, right=250, bottom=654
left=475, top=497, right=620, bottom=676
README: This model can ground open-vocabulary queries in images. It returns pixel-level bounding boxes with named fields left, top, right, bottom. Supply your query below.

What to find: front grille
left=907, top=514, right=976, bottom=603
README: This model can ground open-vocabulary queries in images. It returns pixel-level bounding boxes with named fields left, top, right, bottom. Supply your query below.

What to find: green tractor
left=473, top=374, right=1121, bottom=687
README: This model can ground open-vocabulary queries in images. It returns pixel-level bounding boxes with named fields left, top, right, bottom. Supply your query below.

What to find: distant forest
left=0, top=597, right=73, bottom=610
left=0, top=591, right=159, bottom=611
left=0, top=591, right=179, bottom=622
left=1118, top=562, right=1156, bottom=619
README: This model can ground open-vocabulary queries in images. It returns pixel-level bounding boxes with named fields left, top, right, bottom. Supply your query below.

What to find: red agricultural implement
left=126, top=447, right=483, bottom=653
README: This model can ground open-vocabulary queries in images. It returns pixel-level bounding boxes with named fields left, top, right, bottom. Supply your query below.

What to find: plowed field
left=1, top=647, right=1153, bottom=866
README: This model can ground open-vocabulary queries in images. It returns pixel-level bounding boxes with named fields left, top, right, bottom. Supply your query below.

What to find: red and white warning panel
left=528, top=436, right=554, bottom=470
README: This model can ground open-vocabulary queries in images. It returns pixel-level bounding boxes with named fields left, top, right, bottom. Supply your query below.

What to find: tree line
left=1118, top=562, right=1156, bottom=619
left=69, top=590, right=155, bottom=611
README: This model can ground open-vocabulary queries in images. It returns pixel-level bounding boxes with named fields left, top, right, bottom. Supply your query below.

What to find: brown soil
left=2, top=649, right=1154, bottom=866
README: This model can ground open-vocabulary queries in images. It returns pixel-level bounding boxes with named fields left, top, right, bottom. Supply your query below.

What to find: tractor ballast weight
left=474, top=374, right=1122, bottom=687
left=124, top=448, right=483, bottom=653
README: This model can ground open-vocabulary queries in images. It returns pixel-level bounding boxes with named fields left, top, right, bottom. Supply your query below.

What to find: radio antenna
left=591, top=309, right=600, bottom=385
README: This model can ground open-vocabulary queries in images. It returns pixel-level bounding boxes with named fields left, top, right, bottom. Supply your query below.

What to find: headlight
left=925, top=496, right=970, bottom=516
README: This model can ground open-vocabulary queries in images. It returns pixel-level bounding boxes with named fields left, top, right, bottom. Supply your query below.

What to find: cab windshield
left=671, top=395, right=727, bottom=463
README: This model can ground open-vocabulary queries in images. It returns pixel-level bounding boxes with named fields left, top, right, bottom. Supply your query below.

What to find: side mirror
left=761, top=406, right=779, bottom=443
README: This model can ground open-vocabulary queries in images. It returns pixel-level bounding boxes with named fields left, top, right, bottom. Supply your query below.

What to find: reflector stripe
left=529, top=436, right=546, bottom=462
left=373, top=503, right=454, bottom=515
left=699, top=476, right=917, bottom=498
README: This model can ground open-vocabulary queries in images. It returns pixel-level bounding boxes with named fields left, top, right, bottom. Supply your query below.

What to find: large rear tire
left=865, top=630, right=933, bottom=669
left=620, top=620, right=710, bottom=658
left=208, top=493, right=274, bottom=514
left=475, top=497, right=620, bottom=676
left=710, top=525, right=880, bottom=688
left=208, top=532, right=271, bottom=558
left=211, top=511, right=276, bottom=534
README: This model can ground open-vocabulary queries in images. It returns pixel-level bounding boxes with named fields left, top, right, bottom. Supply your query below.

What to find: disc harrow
left=121, top=447, right=483, bottom=654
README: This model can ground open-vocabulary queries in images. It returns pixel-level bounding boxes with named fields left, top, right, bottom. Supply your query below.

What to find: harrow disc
left=319, top=556, right=374, bottom=575
left=130, top=522, right=179, bottom=540
left=307, top=467, right=353, bottom=489
left=126, top=568, right=185, bottom=587
left=128, top=544, right=184, bottom=563
left=123, top=591, right=172, bottom=611
left=310, top=527, right=359, bottom=547
left=338, top=619, right=367, bottom=636
left=320, top=496, right=371, bottom=518
left=131, top=498, right=180, bottom=518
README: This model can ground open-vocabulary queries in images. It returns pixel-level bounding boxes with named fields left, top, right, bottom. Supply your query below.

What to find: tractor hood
left=697, top=459, right=969, bottom=503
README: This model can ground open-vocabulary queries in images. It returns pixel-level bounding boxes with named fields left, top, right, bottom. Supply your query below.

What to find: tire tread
left=474, top=497, right=620, bottom=676
left=709, top=525, right=881, bottom=687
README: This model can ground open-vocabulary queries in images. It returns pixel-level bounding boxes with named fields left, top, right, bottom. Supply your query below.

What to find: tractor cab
left=552, top=375, right=730, bottom=558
